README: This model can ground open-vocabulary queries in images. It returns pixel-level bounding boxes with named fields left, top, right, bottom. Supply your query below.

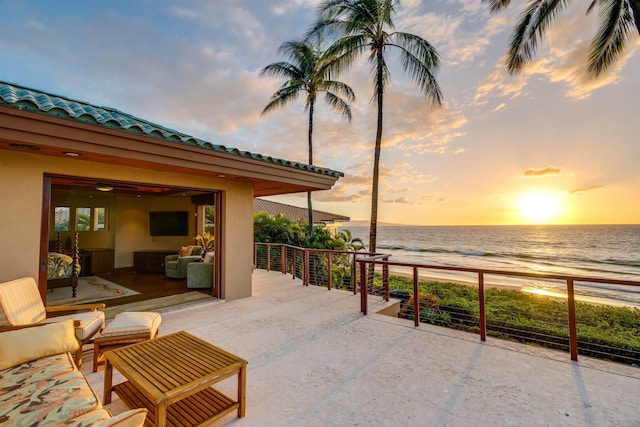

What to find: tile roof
left=0, top=81, right=343, bottom=178
left=254, top=198, right=349, bottom=224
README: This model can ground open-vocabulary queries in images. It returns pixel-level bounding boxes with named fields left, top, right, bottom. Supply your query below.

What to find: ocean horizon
left=339, top=223, right=640, bottom=307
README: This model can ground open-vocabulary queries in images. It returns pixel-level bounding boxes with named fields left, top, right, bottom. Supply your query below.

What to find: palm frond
left=588, top=0, right=635, bottom=75
left=322, top=80, right=356, bottom=103
left=324, top=91, right=353, bottom=121
left=391, top=32, right=443, bottom=106
left=260, top=62, right=304, bottom=80
left=260, top=84, right=303, bottom=117
left=507, top=0, right=571, bottom=73
left=483, top=0, right=513, bottom=12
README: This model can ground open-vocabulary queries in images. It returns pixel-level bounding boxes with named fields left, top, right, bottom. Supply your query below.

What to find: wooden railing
left=253, top=243, right=640, bottom=363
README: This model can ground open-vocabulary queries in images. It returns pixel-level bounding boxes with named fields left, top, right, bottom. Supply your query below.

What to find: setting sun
left=518, top=191, right=563, bottom=223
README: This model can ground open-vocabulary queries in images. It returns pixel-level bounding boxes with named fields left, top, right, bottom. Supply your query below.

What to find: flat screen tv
left=149, top=211, right=189, bottom=236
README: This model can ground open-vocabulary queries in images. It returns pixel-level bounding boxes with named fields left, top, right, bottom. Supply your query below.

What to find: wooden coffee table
left=103, top=331, right=247, bottom=427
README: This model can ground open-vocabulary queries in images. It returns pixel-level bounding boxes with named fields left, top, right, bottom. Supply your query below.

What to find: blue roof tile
left=0, top=81, right=343, bottom=178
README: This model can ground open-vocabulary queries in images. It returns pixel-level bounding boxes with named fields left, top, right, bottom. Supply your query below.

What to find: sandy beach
left=385, top=267, right=635, bottom=307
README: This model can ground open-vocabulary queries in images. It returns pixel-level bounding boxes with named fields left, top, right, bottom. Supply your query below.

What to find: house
left=253, top=198, right=350, bottom=233
left=0, top=80, right=343, bottom=300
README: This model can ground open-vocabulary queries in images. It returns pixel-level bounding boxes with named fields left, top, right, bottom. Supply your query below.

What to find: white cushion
left=203, top=251, right=215, bottom=263
left=98, top=312, right=161, bottom=339
left=0, top=320, right=79, bottom=370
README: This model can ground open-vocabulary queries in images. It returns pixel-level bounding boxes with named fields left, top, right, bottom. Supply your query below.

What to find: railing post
left=413, top=266, right=419, bottom=327
left=478, top=272, right=486, bottom=341
left=253, top=244, right=257, bottom=268
left=327, top=251, right=332, bottom=290
left=292, top=249, right=296, bottom=280
left=360, top=260, right=367, bottom=315
left=266, top=244, right=271, bottom=272
left=567, top=279, right=578, bottom=361
left=282, top=245, right=286, bottom=275
left=383, top=258, right=389, bottom=301
left=352, top=253, right=357, bottom=294
left=304, top=250, right=309, bottom=286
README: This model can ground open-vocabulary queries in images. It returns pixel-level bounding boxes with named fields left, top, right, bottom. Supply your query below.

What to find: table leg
left=103, top=359, right=113, bottom=404
left=238, top=365, right=246, bottom=418
left=156, top=402, right=167, bottom=427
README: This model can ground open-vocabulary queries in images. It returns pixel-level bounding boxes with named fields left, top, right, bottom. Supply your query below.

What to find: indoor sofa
left=165, top=245, right=203, bottom=279
left=0, top=320, right=147, bottom=426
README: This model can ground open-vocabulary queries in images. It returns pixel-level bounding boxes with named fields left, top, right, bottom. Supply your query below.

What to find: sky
left=1, top=0, right=638, bottom=226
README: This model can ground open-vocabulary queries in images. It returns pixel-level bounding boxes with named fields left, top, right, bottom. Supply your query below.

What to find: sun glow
left=517, top=191, right=563, bottom=223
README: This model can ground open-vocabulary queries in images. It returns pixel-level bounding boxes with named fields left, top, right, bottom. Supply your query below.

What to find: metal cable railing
left=253, top=243, right=640, bottom=365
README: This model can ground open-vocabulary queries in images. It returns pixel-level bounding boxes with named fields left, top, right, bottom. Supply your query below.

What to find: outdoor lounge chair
left=0, top=277, right=105, bottom=367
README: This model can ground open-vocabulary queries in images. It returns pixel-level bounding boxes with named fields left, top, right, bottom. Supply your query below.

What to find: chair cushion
left=42, top=311, right=106, bottom=341
left=98, top=312, right=161, bottom=339
left=0, top=370, right=101, bottom=425
left=0, top=277, right=46, bottom=326
left=0, top=320, right=79, bottom=370
left=0, top=353, right=76, bottom=397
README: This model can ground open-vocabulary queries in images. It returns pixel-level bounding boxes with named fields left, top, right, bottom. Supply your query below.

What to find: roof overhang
left=0, top=105, right=342, bottom=197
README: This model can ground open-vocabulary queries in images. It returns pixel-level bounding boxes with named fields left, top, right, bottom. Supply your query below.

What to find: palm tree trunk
left=307, top=100, right=315, bottom=237
left=369, top=50, right=384, bottom=255
left=367, top=49, right=385, bottom=288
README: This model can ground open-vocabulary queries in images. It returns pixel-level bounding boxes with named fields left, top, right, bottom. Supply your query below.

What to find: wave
left=376, top=244, right=640, bottom=271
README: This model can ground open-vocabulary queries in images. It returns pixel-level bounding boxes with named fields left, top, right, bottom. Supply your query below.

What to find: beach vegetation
left=254, top=212, right=361, bottom=287
left=380, top=274, right=640, bottom=364
left=484, top=0, right=640, bottom=76
left=260, top=38, right=355, bottom=237
left=307, top=0, right=443, bottom=253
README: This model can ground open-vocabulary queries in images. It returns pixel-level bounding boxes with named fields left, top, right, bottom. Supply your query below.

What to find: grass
left=377, top=274, right=640, bottom=365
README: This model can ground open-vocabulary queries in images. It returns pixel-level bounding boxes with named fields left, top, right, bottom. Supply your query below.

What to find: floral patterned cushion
left=48, top=252, right=75, bottom=279
left=0, top=353, right=75, bottom=397
left=0, top=370, right=101, bottom=426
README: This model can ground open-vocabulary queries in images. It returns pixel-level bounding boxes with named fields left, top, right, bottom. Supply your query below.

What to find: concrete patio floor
left=84, top=270, right=640, bottom=426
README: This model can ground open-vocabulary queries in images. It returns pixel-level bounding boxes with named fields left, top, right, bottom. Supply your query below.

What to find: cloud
left=523, top=166, right=562, bottom=177
left=473, top=3, right=640, bottom=104
left=569, top=185, right=603, bottom=195
left=382, top=196, right=412, bottom=204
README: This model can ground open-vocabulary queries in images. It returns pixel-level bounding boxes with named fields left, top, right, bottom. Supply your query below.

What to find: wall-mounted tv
left=149, top=211, right=189, bottom=236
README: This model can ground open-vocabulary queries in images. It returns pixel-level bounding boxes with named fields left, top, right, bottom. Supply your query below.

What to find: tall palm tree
left=261, top=38, right=355, bottom=237
left=308, top=0, right=443, bottom=254
left=484, top=0, right=640, bottom=76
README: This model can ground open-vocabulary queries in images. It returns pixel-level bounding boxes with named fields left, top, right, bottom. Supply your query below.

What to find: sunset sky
left=1, top=1, right=638, bottom=226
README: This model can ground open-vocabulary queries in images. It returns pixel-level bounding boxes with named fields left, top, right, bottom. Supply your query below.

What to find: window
left=76, top=207, right=91, bottom=231
left=94, top=207, right=108, bottom=231
left=204, top=205, right=215, bottom=235
left=54, top=207, right=70, bottom=231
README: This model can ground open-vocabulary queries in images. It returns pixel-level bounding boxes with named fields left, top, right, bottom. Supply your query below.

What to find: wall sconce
left=96, top=184, right=114, bottom=192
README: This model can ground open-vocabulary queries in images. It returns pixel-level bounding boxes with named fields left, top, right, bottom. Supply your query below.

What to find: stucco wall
left=0, top=150, right=254, bottom=300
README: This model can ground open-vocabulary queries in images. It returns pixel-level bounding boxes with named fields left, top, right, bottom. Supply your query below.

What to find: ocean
left=341, top=224, right=640, bottom=307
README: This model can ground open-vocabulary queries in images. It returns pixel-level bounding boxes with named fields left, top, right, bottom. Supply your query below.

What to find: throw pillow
left=203, top=251, right=215, bottom=263
left=178, top=246, right=192, bottom=257
left=0, top=320, right=79, bottom=370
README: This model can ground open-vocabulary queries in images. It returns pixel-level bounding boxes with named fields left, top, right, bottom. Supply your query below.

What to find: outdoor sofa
left=0, top=320, right=147, bottom=426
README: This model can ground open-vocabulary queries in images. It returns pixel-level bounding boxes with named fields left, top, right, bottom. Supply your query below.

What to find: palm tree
left=308, top=0, right=443, bottom=254
left=337, top=228, right=365, bottom=251
left=484, top=0, right=640, bottom=76
left=261, top=38, right=355, bottom=237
